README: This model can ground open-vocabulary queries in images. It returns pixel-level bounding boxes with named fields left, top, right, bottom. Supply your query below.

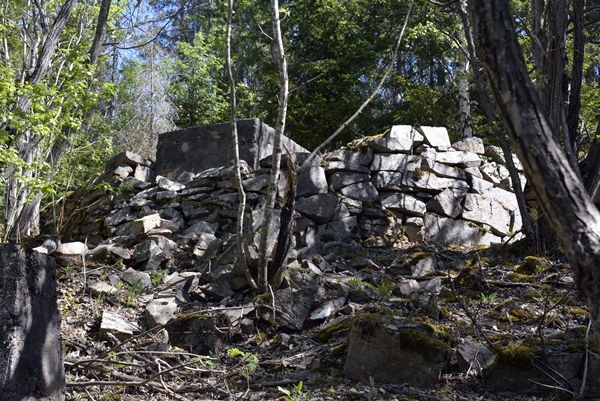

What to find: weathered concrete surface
left=0, top=244, right=65, bottom=401
left=155, top=118, right=307, bottom=178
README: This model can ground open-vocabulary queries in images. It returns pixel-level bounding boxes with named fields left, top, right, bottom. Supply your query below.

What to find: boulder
left=344, top=315, right=449, bottom=387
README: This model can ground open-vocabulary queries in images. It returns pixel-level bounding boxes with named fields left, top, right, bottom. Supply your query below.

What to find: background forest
left=0, top=0, right=599, bottom=240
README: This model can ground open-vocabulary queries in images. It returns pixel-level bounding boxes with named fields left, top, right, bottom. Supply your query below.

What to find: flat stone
left=468, top=175, right=495, bottom=194
left=106, top=151, right=154, bottom=171
left=181, top=200, right=213, bottom=219
left=55, top=241, right=88, bottom=256
left=88, top=280, right=119, bottom=296
left=381, top=193, right=427, bottom=216
left=452, top=137, right=485, bottom=154
left=374, top=171, right=469, bottom=193
left=100, top=310, right=140, bottom=342
left=156, top=175, right=186, bottom=191
left=104, top=207, right=137, bottom=226
left=421, top=157, right=467, bottom=180
left=339, top=182, right=379, bottom=202
left=132, top=213, right=162, bottom=236
left=430, top=150, right=482, bottom=168
left=368, top=125, right=424, bottom=153
left=324, top=160, right=371, bottom=174
left=145, top=296, right=178, bottom=328
left=121, top=267, right=152, bottom=290
left=156, top=190, right=178, bottom=202
left=200, top=278, right=234, bottom=301
left=370, top=153, right=422, bottom=172
left=326, top=148, right=373, bottom=166
left=183, top=220, right=219, bottom=237
left=417, top=126, right=451, bottom=149
left=329, top=172, right=370, bottom=191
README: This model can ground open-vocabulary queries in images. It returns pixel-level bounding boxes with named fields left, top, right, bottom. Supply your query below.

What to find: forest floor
left=59, top=240, right=589, bottom=401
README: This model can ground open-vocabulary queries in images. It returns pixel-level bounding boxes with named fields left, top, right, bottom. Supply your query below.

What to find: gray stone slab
left=374, top=171, right=469, bottom=193
left=326, top=147, right=373, bottom=166
left=423, top=214, right=502, bottom=246
left=329, top=172, right=370, bottom=190
left=370, top=153, right=422, bottom=172
left=462, top=193, right=512, bottom=236
left=295, top=193, right=339, bottom=224
left=381, top=192, right=427, bottom=216
left=417, top=126, right=452, bottom=149
left=339, top=182, right=380, bottom=202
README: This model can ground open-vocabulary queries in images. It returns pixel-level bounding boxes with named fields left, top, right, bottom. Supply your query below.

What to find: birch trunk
left=257, top=0, right=289, bottom=294
left=226, top=0, right=256, bottom=289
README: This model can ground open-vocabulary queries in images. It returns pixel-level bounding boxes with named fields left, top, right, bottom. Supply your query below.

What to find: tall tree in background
left=0, top=0, right=116, bottom=239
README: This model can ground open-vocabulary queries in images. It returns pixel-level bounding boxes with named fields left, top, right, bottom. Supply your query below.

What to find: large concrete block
left=0, top=245, right=65, bottom=401
left=155, top=118, right=307, bottom=178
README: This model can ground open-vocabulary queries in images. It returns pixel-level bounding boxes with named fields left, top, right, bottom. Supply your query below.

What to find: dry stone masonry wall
left=49, top=122, right=528, bottom=281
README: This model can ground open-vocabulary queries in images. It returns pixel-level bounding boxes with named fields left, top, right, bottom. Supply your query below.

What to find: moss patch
left=495, top=343, right=535, bottom=368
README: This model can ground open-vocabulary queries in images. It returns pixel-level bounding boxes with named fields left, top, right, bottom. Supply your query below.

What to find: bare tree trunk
left=88, top=0, right=112, bottom=66
left=468, top=0, right=600, bottom=334
left=568, top=0, right=584, bottom=154
left=457, top=3, right=534, bottom=240
left=257, top=0, right=289, bottom=294
left=456, top=40, right=473, bottom=139
left=226, top=0, right=256, bottom=290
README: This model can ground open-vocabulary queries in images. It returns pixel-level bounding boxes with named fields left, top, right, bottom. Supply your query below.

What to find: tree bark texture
left=567, top=0, right=584, bottom=154
left=456, top=2, right=534, bottom=239
left=88, top=0, right=112, bottom=66
left=468, top=0, right=600, bottom=332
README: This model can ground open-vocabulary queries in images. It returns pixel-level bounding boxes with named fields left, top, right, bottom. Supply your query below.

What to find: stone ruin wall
left=51, top=120, right=527, bottom=268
